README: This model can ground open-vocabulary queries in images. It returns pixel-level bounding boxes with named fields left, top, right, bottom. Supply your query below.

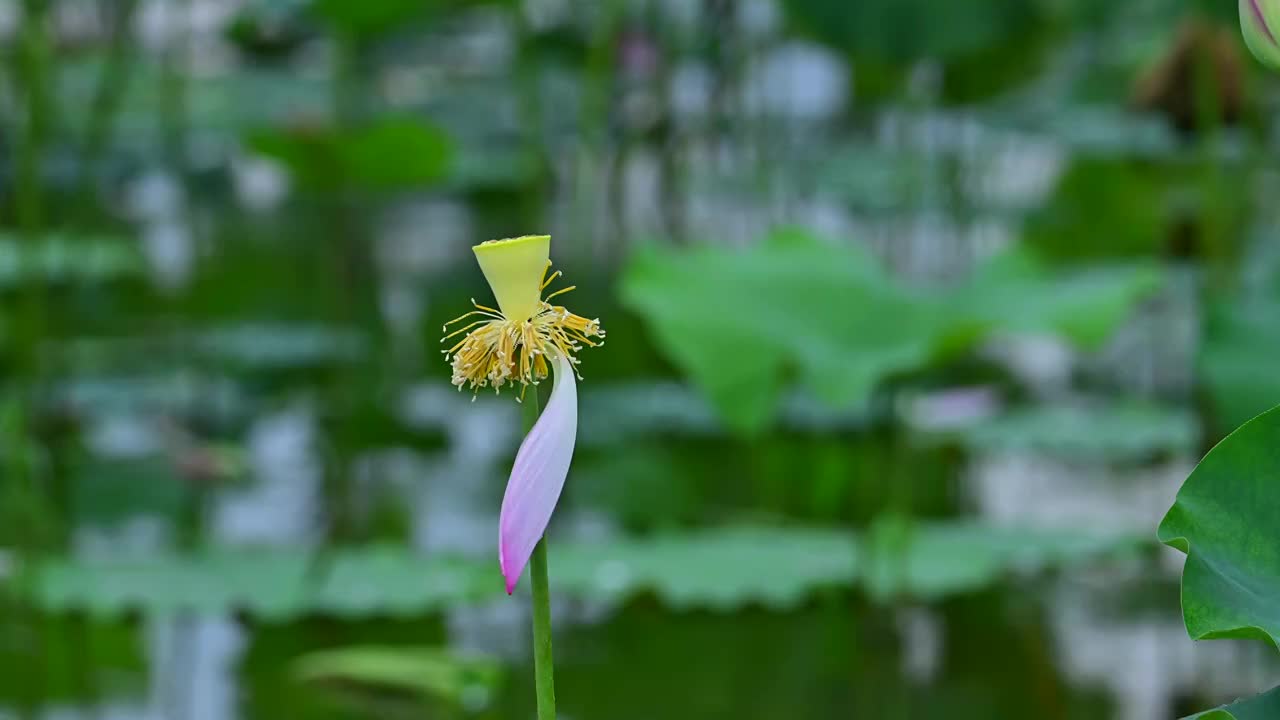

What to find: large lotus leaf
left=621, top=231, right=1162, bottom=434
left=1159, top=405, right=1280, bottom=650
left=1186, top=686, right=1280, bottom=719
left=31, top=524, right=1135, bottom=619
left=956, top=249, right=1164, bottom=349
left=620, top=231, right=941, bottom=434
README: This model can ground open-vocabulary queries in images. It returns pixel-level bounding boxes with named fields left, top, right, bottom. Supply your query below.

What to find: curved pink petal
left=499, top=353, right=578, bottom=593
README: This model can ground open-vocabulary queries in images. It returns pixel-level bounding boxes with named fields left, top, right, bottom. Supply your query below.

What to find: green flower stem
left=521, top=389, right=557, bottom=720
left=530, top=537, right=557, bottom=719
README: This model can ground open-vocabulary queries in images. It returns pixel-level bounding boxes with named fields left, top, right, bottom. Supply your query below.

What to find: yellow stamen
left=440, top=320, right=493, bottom=342
left=443, top=236, right=604, bottom=394
left=543, top=285, right=576, bottom=302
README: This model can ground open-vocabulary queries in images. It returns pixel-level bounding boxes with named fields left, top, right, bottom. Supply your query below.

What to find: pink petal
left=499, top=353, right=578, bottom=593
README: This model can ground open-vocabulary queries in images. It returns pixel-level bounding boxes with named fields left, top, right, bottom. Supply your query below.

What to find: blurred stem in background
left=323, top=28, right=361, bottom=548
left=2, top=403, right=48, bottom=719
left=513, top=6, right=548, bottom=223
left=703, top=0, right=738, bottom=145
left=73, top=0, right=140, bottom=228
left=576, top=0, right=622, bottom=255
left=523, top=390, right=558, bottom=720
left=13, top=0, right=112, bottom=710
left=160, top=0, right=192, bottom=171
left=14, top=0, right=52, bottom=370
left=15, top=0, right=50, bottom=239
left=157, top=5, right=209, bottom=718
left=157, top=0, right=203, bottom=551
left=330, top=29, right=357, bottom=128
left=653, top=2, right=683, bottom=242
left=8, top=3, right=56, bottom=714
left=1190, top=26, right=1229, bottom=287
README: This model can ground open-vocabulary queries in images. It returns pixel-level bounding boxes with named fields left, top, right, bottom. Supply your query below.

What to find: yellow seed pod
left=1243, top=0, right=1280, bottom=70
left=473, top=235, right=550, bottom=323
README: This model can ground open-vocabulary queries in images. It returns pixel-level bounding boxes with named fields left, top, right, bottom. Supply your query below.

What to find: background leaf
left=1201, top=299, right=1280, bottom=435
left=621, top=230, right=1162, bottom=434
left=293, top=646, right=502, bottom=706
left=0, top=233, right=144, bottom=288
left=620, top=231, right=938, bottom=433
left=32, top=524, right=1136, bottom=618
left=250, top=118, right=453, bottom=190
left=960, top=251, right=1164, bottom=349
left=862, top=517, right=1141, bottom=601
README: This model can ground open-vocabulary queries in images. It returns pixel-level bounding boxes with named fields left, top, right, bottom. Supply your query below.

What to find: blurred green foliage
left=782, top=0, right=1053, bottom=101
left=311, top=0, right=517, bottom=38
left=32, top=524, right=1137, bottom=618
left=953, top=401, right=1198, bottom=462
left=0, top=616, right=144, bottom=704
left=292, top=645, right=502, bottom=711
left=622, top=229, right=1161, bottom=434
left=0, top=234, right=143, bottom=288
left=249, top=119, right=454, bottom=191
left=1, top=0, right=1278, bottom=715
left=1201, top=298, right=1280, bottom=434
left=1024, top=157, right=1247, bottom=263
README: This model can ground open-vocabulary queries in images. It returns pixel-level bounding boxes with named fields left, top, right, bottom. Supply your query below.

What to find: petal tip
left=500, top=542, right=523, bottom=594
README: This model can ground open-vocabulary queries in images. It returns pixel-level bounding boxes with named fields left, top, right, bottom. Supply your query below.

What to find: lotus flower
left=1242, top=0, right=1280, bottom=70
left=441, top=235, right=604, bottom=592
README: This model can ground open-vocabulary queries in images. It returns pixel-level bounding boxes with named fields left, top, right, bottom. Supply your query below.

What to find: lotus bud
left=1241, top=0, right=1280, bottom=70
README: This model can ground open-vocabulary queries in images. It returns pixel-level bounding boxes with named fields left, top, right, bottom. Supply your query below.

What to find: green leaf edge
left=1157, top=405, right=1280, bottom=652
left=1182, top=684, right=1280, bottom=719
